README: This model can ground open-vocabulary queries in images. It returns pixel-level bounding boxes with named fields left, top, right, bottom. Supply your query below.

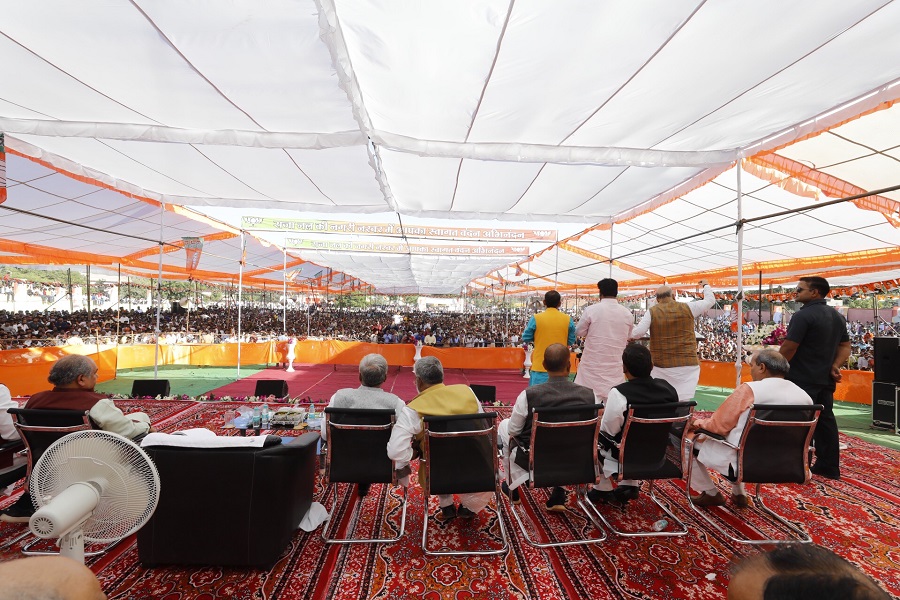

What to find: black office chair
left=5, top=408, right=100, bottom=556
left=320, top=407, right=407, bottom=544
left=0, top=439, right=26, bottom=491
left=421, top=412, right=508, bottom=556
left=685, top=404, right=822, bottom=545
left=594, top=401, right=696, bottom=537
left=506, top=403, right=607, bottom=547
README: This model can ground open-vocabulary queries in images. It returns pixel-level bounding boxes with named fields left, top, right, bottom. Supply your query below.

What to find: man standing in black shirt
left=779, top=276, right=851, bottom=479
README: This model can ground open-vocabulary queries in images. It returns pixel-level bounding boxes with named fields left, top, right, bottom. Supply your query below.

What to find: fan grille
left=31, top=430, right=160, bottom=543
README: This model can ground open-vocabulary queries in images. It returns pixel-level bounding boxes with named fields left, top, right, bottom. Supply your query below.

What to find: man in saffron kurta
left=631, top=280, right=715, bottom=401
left=386, top=356, right=492, bottom=520
left=574, top=278, right=634, bottom=402
left=686, top=349, right=812, bottom=507
left=522, top=290, right=576, bottom=387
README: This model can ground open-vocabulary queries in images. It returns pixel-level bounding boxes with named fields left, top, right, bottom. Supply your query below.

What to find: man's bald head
left=0, top=556, right=106, bottom=600
left=655, top=285, right=673, bottom=301
left=542, top=343, right=571, bottom=375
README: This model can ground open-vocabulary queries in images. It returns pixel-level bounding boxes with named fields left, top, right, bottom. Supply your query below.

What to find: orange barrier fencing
left=698, top=359, right=873, bottom=405
left=422, top=346, right=526, bottom=370
left=1, top=343, right=874, bottom=404
left=0, top=345, right=118, bottom=396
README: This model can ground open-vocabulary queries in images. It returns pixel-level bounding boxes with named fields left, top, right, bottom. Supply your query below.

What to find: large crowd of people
left=0, top=301, right=891, bottom=370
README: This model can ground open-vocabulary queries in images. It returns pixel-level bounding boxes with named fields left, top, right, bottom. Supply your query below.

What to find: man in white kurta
left=686, top=349, right=812, bottom=507
left=574, top=278, right=634, bottom=402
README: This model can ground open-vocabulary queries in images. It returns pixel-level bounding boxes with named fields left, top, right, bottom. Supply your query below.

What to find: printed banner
left=243, top=216, right=555, bottom=242
left=0, top=133, right=6, bottom=204
left=285, top=238, right=529, bottom=256
left=182, top=237, right=204, bottom=271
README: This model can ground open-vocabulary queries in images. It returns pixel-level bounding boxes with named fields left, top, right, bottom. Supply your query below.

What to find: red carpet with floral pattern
left=1, top=402, right=898, bottom=599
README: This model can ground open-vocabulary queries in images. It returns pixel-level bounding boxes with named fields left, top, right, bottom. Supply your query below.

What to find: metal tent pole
left=735, top=164, right=745, bottom=388
left=154, top=202, right=164, bottom=379
left=237, top=232, right=244, bottom=380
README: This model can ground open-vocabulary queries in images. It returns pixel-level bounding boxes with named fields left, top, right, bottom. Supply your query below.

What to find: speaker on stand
left=872, top=337, right=900, bottom=431
left=131, top=379, right=171, bottom=398
left=254, top=379, right=289, bottom=399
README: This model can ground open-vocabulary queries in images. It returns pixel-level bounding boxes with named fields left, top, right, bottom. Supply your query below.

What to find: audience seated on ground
left=497, top=343, right=595, bottom=511
left=728, top=544, right=891, bottom=600
left=323, top=352, right=407, bottom=495
left=386, top=356, right=492, bottom=520
left=0, top=556, right=107, bottom=600
left=589, top=343, right=679, bottom=504
left=686, top=348, right=813, bottom=508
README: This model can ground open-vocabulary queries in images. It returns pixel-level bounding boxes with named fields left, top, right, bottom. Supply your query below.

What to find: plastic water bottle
left=252, top=406, right=261, bottom=429
left=308, top=402, right=315, bottom=421
left=651, top=519, right=668, bottom=532
left=260, top=403, right=270, bottom=428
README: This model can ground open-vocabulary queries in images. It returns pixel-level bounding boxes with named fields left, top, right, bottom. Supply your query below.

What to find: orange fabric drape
left=0, top=346, right=117, bottom=396
left=2, top=344, right=871, bottom=404
left=697, top=360, right=872, bottom=405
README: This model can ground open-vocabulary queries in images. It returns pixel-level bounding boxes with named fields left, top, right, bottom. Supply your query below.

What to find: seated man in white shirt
left=498, top=344, right=596, bottom=511
left=323, top=353, right=406, bottom=497
left=588, top=343, right=679, bottom=504
left=386, top=356, right=491, bottom=521
left=686, top=349, right=812, bottom=507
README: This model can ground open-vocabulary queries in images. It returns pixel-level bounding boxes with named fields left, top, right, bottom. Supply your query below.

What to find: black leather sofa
left=137, top=432, right=319, bottom=568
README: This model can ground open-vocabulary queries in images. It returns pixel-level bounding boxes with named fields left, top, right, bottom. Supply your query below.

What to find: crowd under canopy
left=1, top=1, right=898, bottom=296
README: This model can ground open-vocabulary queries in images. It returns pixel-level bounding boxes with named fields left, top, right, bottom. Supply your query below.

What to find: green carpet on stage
left=95, top=364, right=270, bottom=398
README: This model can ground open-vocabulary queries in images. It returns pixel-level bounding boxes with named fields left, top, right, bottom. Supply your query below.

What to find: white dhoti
left=650, top=365, right=700, bottom=401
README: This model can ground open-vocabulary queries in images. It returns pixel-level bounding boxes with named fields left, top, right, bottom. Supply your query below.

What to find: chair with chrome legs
left=5, top=407, right=98, bottom=556
left=506, top=403, right=607, bottom=547
left=685, top=403, right=822, bottom=545
left=320, top=407, right=407, bottom=544
left=592, top=401, right=696, bottom=537
left=421, top=412, right=508, bottom=556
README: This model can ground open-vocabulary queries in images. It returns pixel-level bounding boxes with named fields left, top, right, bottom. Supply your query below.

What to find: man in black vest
left=588, top=343, right=678, bottom=504
left=498, top=343, right=596, bottom=511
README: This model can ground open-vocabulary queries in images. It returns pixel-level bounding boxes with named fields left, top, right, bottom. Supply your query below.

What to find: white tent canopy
left=1, top=0, right=898, bottom=294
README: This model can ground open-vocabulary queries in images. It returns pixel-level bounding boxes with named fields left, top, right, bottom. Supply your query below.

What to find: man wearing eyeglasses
left=778, top=277, right=851, bottom=480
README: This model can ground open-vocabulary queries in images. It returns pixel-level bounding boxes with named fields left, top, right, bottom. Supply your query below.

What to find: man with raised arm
left=631, top=280, right=715, bottom=401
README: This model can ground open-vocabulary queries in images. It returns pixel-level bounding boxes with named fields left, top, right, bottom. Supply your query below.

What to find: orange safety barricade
left=0, top=345, right=117, bottom=397
left=1, top=344, right=872, bottom=404
left=697, top=359, right=872, bottom=405
left=421, top=346, right=526, bottom=370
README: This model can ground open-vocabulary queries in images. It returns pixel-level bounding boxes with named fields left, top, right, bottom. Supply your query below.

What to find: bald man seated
left=0, top=556, right=106, bottom=600
left=498, top=343, right=596, bottom=511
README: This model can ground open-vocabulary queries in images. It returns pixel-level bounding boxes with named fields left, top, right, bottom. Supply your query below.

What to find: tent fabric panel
left=136, top=0, right=361, bottom=133
left=3, top=2, right=260, bottom=131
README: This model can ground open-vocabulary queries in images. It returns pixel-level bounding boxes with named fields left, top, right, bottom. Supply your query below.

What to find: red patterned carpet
left=1, top=401, right=898, bottom=599
left=208, top=364, right=530, bottom=405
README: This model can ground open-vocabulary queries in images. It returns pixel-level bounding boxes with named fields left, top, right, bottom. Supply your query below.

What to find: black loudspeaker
left=872, top=381, right=897, bottom=430
left=254, top=379, right=289, bottom=398
left=874, top=337, right=900, bottom=385
left=131, top=379, right=171, bottom=398
left=469, top=384, right=497, bottom=404
left=171, top=301, right=185, bottom=314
